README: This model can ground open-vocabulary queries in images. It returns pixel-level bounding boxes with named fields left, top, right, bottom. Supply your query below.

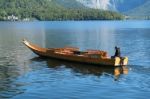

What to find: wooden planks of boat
left=22, top=39, right=128, bottom=66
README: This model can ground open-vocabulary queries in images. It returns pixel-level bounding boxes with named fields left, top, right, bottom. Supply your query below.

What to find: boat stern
left=114, top=57, right=128, bottom=66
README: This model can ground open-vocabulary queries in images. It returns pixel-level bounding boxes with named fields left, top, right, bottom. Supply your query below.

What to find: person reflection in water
left=114, top=66, right=128, bottom=81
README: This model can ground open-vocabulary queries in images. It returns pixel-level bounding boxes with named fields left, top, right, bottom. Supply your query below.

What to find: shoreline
left=0, top=19, right=149, bottom=22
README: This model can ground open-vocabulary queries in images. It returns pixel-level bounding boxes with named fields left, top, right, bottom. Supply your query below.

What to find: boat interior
left=49, top=47, right=108, bottom=58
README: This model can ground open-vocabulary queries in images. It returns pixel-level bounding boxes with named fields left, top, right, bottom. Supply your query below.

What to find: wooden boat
left=23, top=39, right=128, bottom=66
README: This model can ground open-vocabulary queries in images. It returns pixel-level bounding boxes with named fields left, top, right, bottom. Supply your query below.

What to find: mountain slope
left=75, top=0, right=150, bottom=18
left=115, top=0, right=148, bottom=12
left=76, top=0, right=149, bottom=12
left=76, top=0, right=116, bottom=10
left=125, top=1, right=150, bottom=18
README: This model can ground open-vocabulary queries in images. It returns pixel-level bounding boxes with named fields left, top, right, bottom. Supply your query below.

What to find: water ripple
left=0, top=21, right=150, bottom=99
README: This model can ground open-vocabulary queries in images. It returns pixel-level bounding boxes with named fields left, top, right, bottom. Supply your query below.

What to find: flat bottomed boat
left=23, top=39, right=128, bottom=66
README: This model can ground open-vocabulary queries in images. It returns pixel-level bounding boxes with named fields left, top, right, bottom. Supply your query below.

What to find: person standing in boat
left=114, top=46, right=121, bottom=57
left=114, top=46, right=125, bottom=66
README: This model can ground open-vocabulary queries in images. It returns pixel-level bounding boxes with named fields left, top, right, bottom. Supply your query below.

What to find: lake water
left=0, top=21, right=150, bottom=99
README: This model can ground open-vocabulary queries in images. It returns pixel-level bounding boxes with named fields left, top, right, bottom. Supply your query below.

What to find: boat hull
left=23, top=39, right=128, bottom=66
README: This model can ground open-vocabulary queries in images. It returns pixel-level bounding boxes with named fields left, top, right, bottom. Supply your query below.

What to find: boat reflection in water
left=31, top=57, right=128, bottom=80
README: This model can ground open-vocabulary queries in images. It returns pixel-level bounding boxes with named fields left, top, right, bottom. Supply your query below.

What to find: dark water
left=0, top=21, right=150, bottom=99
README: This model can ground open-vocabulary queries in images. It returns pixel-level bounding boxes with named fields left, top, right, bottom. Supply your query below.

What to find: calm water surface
left=0, top=21, right=150, bottom=99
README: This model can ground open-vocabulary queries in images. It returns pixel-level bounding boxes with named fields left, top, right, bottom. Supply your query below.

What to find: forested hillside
left=54, top=0, right=85, bottom=9
left=0, top=0, right=124, bottom=21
